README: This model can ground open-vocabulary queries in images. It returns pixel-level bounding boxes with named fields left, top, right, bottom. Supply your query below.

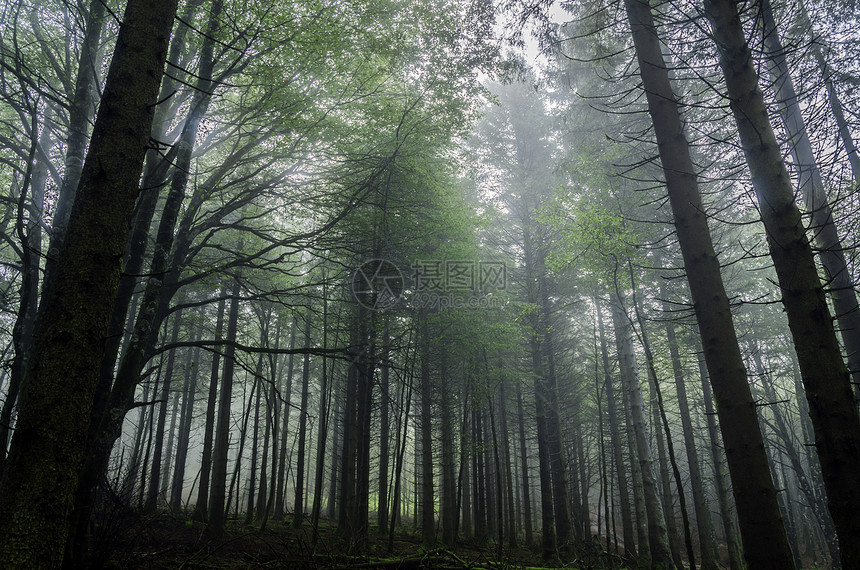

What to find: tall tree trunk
left=245, top=365, right=262, bottom=524
left=596, top=300, right=636, bottom=561
left=387, top=349, right=414, bottom=553
left=515, top=381, right=533, bottom=547
left=611, top=296, right=673, bottom=568
left=338, top=317, right=359, bottom=540
left=703, top=0, right=860, bottom=564
left=160, top=359, right=182, bottom=500
left=0, top=0, right=179, bottom=564
left=274, top=318, right=297, bottom=520
left=460, top=392, right=473, bottom=539
left=538, top=270, right=572, bottom=552
left=352, top=307, right=376, bottom=547
left=628, top=272, right=692, bottom=569
left=440, top=349, right=457, bottom=548
left=293, top=315, right=313, bottom=528
left=169, top=337, right=200, bottom=510
left=145, top=315, right=182, bottom=511
left=419, top=314, right=435, bottom=548
left=499, top=374, right=518, bottom=549
left=695, top=349, right=744, bottom=570
left=759, top=0, right=860, bottom=404
left=42, top=0, right=105, bottom=284
left=661, top=298, right=720, bottom=570
left=192, top=295, right=227, bottom=522
left=620, top=0, right=796, bottom=565
left=377, top=318, right=391, bottom=532
left=66, top=5, right=222, bottom=558
left=310, top=287, right=332, bottom=545
left=207, top=277, right=242, bottom=540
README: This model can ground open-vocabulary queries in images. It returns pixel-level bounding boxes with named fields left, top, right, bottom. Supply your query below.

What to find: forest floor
left=94, top=509, right=617, bottom=569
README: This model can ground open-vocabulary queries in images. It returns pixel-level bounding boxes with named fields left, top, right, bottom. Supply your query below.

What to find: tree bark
left=0, top=1, right=178, bottom=565
left=620, top=0, right=796, bottom=565
left=703, top=0, right=860, bottom=565
left=419, top=314, right=435, bottom=548
left=293, top=314, right=313, bottom=528
left=759, top=0, right=860, bottom=404
left=169, top=335, right=200, bottom=510
left=611, top=296, right=673, bottom=569
left=207, top=277, right=242, bottom=540
left=191, top=295, right=227, bottom=522
left=596, top=300, right=636, bottom=561
left=661, top=297, right=720, bottom=570
left=145, top=315, right=182, bottom=511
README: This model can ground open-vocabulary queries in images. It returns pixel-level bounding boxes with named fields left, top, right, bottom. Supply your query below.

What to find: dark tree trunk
left=246, top=362, right=263, bottom=524
left=499, top=374, right=518, bottom=549
left=310, top=288, right=332, bottom=545
left=293, top=315, right=313, bottom=528
left=419, top=315, right=435, bottom=548
left=377, top=318, right=391, bottom=532
left=169, top=336, right=200, bottom=510
left=145, top=315, right=182, bottom=511
left=274, top=318, right=297, bottom=520
left=41, top=0, right=105, bottom=285
left=207, top=277, right=242, bottom=540
left=611, top=296, right=672, bottom=568
left=0, top=0, right=178, bottom=564
left=695, top=350, right=744, bottom=570
left=440, top=349, right=457, bottom=548
left=661, top=297, right=720, bottom=570
left=191, top=295, right=227, bottom=522
left=515, top=381, right=533, bottom=547
left=620, top=0, right=796, bottom=565
left=703, top=0, right=860, bottom=564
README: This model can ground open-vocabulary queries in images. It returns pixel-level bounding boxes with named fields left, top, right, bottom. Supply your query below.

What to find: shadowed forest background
left=1, top=0, right=860, bottom=568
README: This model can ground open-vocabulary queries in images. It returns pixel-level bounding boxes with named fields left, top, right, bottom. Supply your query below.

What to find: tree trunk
left=661, top=298, right=720, bottom=570
left=274, top=318, right=298, bottom=520
left=703, top=0, right=860, bottom=564
left=440, top=349, right=457, bottom=548
left=419, top=314, right=435, bottom=548
left=207, top=277, right=242, bottom=540
left=759, top=0, right=860, bottom=405
left=620, top=0, right=796, bottom=565
left=596, top=300, right=636, bottom=561
left=192, top=295, right=227, bottom=522
left=612, top=297, right=671, bottom=568
left=293, top=315, right=313, bottom=528
left=245, top=365, right=262, bottom=524
left=169, top=336, right=200, bottom=510
left=41, top=0, right=105, bottom=285
left=515, top=381, right=533, bottom=547
left=0, top=0, right=178, bottom=564
left=499, top=374, right=518, bottom=549
left=377, top=318, right=391, bottom=532
left=695, top=349, right=744, bottom=570
left=310, top=287, right=332, bottom=544
left=145, top=315, right=182, bottom=511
